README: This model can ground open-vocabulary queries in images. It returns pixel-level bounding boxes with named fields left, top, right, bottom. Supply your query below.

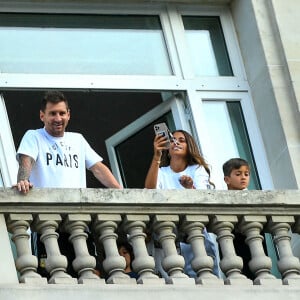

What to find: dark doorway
left=3, top=90, right=163, bottom=188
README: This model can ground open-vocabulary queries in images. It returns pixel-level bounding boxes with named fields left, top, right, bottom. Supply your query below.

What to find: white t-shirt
left=157, top=164, right=210, bottom=189
left=16, top=128, right=103, bottom=188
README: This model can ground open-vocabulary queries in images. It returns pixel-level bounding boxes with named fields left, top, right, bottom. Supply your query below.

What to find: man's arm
left=16, top=154, right=34, bottom=194
left=90, top=161, right=122, bottom=188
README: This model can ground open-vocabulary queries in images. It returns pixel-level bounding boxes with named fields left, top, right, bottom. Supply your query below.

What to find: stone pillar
left=32, top=214, right=76, bottom=284
left=152, top=215, right=194, bottom=284
left=239, top=216, right=279, bottom=285
left=122, top=214, right=164, bottom=284
left=63, top=214, right=104, bottom=284
left=93, top=214, right=135, bottom=284
left=268, top=216, right=300, bottom=285
left=181, top=215, right=222, bottom=285
left=6, top=214, right=46, bottom=284
left=211, top=215, right=251, bottom=285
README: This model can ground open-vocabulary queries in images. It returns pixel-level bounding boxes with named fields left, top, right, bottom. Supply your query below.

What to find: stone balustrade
left=1, top=188, right=300, bottom=291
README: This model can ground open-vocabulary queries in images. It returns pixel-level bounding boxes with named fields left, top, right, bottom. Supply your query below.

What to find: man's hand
left=14, top=180, right=33, bottom=194
left=15, top=154, right=35, bottom=194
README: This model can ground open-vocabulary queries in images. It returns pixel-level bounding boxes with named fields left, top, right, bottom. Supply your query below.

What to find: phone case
left=154, top=123, right=171, bottom=147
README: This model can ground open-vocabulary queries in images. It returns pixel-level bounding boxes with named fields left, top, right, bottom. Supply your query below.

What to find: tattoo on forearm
left=17, top=156, right=35, bottom=181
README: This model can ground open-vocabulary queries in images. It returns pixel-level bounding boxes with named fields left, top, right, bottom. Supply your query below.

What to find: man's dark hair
left=41, top=91, right=69, bottom=112
left=223, top=158, right=250, bottom=177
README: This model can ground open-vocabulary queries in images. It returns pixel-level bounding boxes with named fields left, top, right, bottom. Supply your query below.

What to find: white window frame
left=0, top=2, right=272, bottom=191
left=105, top=95, right=189, bottom=185
left=0, top=3, right=247, bottom=92
left=0, top=94, right=18, bottom=186
left=167, top=5, right=248, bottom=89
left=187, top=91, right=273, bottom=190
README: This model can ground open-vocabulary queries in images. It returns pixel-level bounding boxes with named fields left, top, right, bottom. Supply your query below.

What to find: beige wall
left=271, top=0, right=300, bottom=186
left=272, top=0, right=300, bottom=112
left=231, top=0, right=300, bottom=189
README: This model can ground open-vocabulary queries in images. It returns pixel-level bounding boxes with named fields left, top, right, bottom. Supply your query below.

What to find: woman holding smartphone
left=145, top=129, right=214, bottom=190
left=145, top=128, right=219, bottom=278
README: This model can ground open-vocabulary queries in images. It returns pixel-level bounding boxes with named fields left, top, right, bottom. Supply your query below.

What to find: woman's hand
left=153, top=134, right=169, bottom=159
left=179, top=175, right=195, bottom=189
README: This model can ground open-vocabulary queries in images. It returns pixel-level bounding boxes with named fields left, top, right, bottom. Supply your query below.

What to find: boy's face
left=224, top=166, right=250, bottom=190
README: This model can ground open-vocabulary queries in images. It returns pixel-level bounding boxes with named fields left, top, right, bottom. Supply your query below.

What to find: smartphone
left=154, top=122, right=171, bottom=148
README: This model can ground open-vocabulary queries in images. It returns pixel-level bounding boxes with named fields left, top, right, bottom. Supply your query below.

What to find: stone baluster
left=152, top=215, right=194, bottom=284
left=63, top=214, right=104, bottom=284
left=6, top=214, right=47, bottom=284
left=267, top=216, right=300, bottom=284
left=32, top=214, right=77, bottom=284
left=210, top=215, right=251, bottom=285
left=93, top=214, right=135, bottom=284
left=181, top=215, right=222, bottom=285
left=238, top=216, right=279, bottom=285
left=122, top=214, right=164, bottom=284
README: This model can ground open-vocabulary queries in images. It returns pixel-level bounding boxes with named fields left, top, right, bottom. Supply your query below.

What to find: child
left=223, top=158, right=250, bottom=190
left=118, top=241, right=138, bottom=279
left=222, top=158, right=254, bottom=279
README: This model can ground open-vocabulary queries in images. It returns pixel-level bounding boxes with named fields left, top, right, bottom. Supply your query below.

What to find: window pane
left=182, top=16, right=233, bottom=76
left=115, top=112, right=174, bottom=188
left=0, top=14, right=172, bottom=75
left=0, top=171, right=3, bottom=187
left=226, top=102, right=261, bottom=189
left=202, top=101, right=260, bottom=190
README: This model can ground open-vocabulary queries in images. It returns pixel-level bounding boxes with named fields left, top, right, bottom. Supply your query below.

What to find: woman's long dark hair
left=160, top=130, right=215, bottom=188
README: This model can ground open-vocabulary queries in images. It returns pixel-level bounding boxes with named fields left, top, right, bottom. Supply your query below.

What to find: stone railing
left=1, top=188, right=300, bottom=298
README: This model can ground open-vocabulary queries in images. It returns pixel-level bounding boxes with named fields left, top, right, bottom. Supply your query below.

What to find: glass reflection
left=0, top=14, right=172, bottom=75
left=183, top=16, right=233, bottom=76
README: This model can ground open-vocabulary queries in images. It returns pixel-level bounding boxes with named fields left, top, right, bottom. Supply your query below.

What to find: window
left=0, top=171, right=3, bottom=187
left=115, top=111, right=175, bottom=188
left=201, top=100, right=261, bottom=190
left=0, top=14, right=172, bottom=75
left=0, top=94, right=18, bottom=187
left=0, top=5, right=271, bottom=192
left=182, top=16, right=233, bottom=76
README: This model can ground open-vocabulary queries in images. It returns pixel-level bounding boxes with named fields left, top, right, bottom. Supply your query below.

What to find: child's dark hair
left=117, top=241, right=134, bottom=265
left=223, top=158, right=250, bottom=177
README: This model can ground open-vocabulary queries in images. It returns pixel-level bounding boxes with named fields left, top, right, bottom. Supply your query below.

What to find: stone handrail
left=1, top=188, right=300, bottom=287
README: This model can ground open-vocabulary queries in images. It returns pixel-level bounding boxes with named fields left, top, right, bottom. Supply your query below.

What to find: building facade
left=0, top=0, right=300, bottom=296
left=0, top=0, right=299, bottom=192
left=0, top=0, right=299, bottom=234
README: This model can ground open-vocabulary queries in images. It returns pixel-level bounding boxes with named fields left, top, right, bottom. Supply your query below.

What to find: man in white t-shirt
left=16, top=90, right=121, bottom=192
left=15, top=90, right=121, bottom=277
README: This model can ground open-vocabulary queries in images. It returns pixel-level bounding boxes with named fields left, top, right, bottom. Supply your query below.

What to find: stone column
left=122, top=214, right=164, bottom=284
left=211, top=215, right=251, bottom=285
left=93, top=214, right=135, bottom=284
left=239, top=216, right=279, bottom=285
left=181, top=215, right=222, bottom=285
left=6, top=214, right=46, bottom=284
left=63, top=214, right=104, bottom=284
left=152, top=215, right=194, bottom=284
left=268, top=216, right=300, bottom=285
left=32, top=214, right=76, bottom=284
